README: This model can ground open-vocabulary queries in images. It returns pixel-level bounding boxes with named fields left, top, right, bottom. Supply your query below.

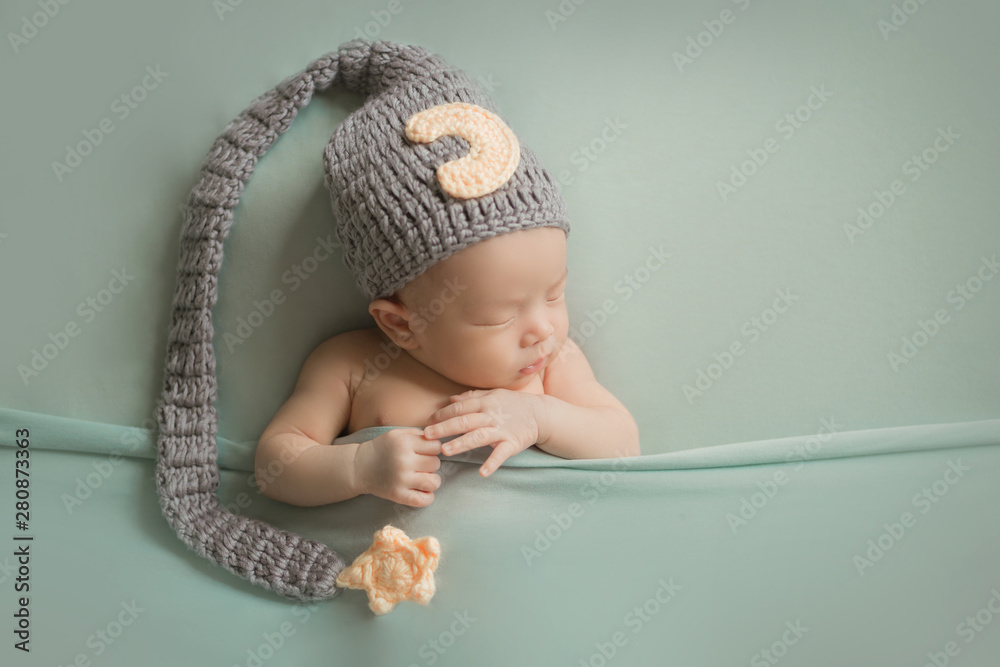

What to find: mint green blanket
left=3, top=407, right=997, bottom=665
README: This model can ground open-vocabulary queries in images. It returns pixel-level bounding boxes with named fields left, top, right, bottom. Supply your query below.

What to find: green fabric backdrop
left=1, top=0, right=998, bottom=664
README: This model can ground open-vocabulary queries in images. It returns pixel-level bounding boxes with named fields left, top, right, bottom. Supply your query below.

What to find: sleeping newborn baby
left=154, top=39, right=642, bottom=604
left=252, top=41, right=639, bottom=510
left=255, top=226, right=639, bottom=508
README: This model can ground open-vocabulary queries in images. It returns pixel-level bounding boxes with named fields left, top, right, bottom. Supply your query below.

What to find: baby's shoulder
left=308, top=328, right=367, bottom=358
left=301, top=328, right=377, bottom=388
left=322, top=327, right=381, bottom=352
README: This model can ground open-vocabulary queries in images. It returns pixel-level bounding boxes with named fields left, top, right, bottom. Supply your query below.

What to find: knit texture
left=155, top=50, right=346, bottom=602
left=335, top=525, right=441, bottom=615
left=155, top=39, right=571, bottom=602
left=323, top=41, right=570, bottom=301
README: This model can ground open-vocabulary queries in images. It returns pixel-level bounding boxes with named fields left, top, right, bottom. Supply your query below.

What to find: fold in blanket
left=3, top=406, right=999, bottom=475
left=332, top=426, right=459, bottom=446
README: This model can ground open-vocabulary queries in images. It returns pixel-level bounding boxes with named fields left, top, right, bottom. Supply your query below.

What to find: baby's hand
left=353, top=428, right=443, bottom=507
left=423, top=389, right=548, bottom=477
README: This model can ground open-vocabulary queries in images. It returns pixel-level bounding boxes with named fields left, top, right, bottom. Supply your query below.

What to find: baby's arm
left=424, top=337, right=639, bottom=473
left=536, top=337, right=640, bottom=460
left=255, top=334, right=363, bottom=507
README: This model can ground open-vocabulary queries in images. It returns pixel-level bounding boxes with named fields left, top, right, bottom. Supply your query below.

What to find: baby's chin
left=448, top=349, right=560, bottom=390
left=494, top=370, right=542, bottom=391
left=440, top=368, right=536, bottom=392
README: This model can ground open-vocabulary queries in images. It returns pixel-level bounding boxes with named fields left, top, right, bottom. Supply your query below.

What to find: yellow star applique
left=336, top=525, right=441, bottom=615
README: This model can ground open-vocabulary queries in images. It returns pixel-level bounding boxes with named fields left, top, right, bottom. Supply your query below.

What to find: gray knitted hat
left=155, top=39, right=570, bottom=602
left=326, top=40, right=570, bottom=301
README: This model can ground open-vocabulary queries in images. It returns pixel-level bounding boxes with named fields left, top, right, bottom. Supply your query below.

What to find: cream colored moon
left=405, top=102, right=520, bottom=199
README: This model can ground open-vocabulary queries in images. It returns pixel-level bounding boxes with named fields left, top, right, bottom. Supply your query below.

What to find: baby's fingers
left=399, top=489, right=434, bottom=508
left=480, top=441, right=518, bottom=477
left=413, top=437, right=443, bottom=456
left=414, top=453, right=442, bottom=473
left=411, top=471, right=441, bottom=493
left=441, top=427, right=498, bottom=456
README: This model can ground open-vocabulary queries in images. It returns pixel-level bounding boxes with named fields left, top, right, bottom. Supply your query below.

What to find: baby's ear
left=368, top=299, right=409, bottom=336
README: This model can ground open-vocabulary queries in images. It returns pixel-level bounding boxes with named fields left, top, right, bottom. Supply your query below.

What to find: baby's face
left=370, top=227, right=569, bottom=391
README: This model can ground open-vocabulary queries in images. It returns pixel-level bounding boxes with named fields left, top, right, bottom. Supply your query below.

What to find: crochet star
left=336, top=525, right=441, bottom=615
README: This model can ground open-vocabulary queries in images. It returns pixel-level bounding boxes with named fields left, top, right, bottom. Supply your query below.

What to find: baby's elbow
left=253, top=439, right=281, bottom=501
left=254, top=465, right=277, bottom=501
left=621, top=413, right=641, bottom=458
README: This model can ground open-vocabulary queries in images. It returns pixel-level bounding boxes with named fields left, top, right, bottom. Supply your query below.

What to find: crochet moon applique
left=405, top=102, right=520, bottom=199
left=335, top=525, right=441, bottom=615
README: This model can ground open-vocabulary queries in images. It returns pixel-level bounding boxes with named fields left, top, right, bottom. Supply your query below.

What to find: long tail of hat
left=154, top=41, right=380, bottom=601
